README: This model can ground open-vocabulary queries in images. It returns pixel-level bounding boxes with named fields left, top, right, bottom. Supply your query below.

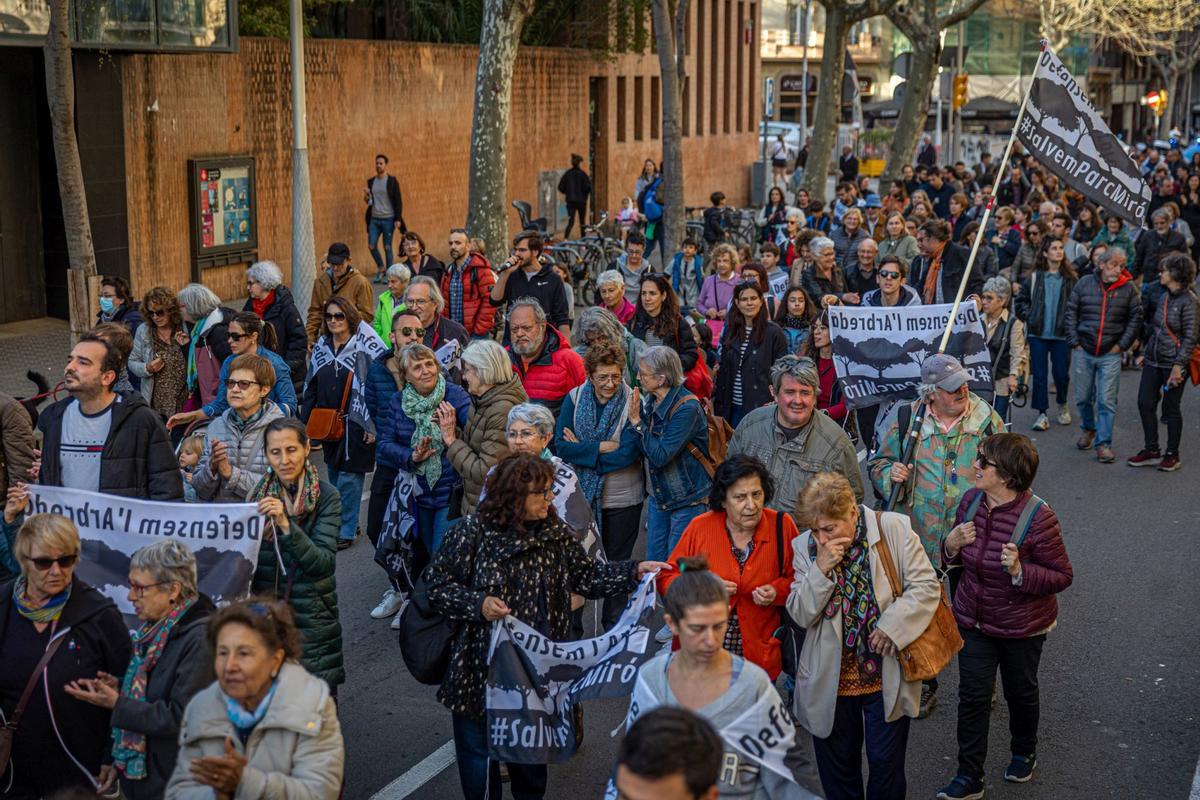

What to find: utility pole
left=289, top=0, right=316, bottom=315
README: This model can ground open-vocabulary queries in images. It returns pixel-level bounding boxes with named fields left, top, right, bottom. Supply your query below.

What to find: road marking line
left=370, top=740, right=456, bottom=800
left=1190, top=750, right=1200, bottom=800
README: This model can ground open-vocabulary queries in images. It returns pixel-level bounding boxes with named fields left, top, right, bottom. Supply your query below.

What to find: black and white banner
left=827, top=302, right=991, bottom=409
left=374, top=470, right=421, bottom=592
left=485, top=574, right=659, bottom=763
left=1017, top=46, right=1151, bottom=227
left=26, top=485, right=262, bottom=627
left=307, top=320, right=389, bottom=435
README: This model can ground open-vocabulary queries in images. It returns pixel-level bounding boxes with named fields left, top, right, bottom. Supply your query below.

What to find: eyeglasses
left=975, top=455, right=998, bottom=470
left=227, top=332, right=248, bottom=342
left=592, top=374, right=622, bottom=386
left=508, top=429, right=543, bottom=441
left=25, top=553, right=78, bottom=571
left=406, top=297, right=433, bottom=306
left=225, top=379, right=262, bottom=391
left=878, top=271, right=902, bottom=279
left=324, top=312, right=347, bottom=321
left=128, top=579, right=171, bottom=598
left=396, top=326, right=425, bottom=337
left=528, top=487, right=553, bottom=500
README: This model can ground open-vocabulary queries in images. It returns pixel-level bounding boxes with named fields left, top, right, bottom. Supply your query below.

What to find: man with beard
left=725, top=354, right=862, bottom=517
left=505, top=298, right=584, bottom=416
left=440, top=227, right=496, bottom=339
left=491, top=231, right=571, bottom=343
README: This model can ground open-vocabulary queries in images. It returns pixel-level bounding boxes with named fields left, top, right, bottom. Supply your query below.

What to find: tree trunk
left=466, top=0, right=534, bottom=261
left=653, top=0, right=689, bottom=260
left=882, top=36, right=937, bottom=183
left=43, top=0, right=97, bottom=341
left=1160, top=68, right=1180, bottom=138
left=801, top=3, right=850, bottom=203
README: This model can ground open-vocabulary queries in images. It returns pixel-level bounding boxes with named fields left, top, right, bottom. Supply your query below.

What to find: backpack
left=666, top=392, right=733, bottom=478
left=640, top=178, right=664, bottom=222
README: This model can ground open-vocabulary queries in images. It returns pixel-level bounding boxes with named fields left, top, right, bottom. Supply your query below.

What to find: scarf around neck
left=252, top=460, right=321, bottom=519
left=13, top=577, right=71, bottom=624
left=571, top=381, right=629, bottom=519
left=822, top=513, right=882, bottom=681
left=112, top=595, right=198, bottom=779
left=402, top=375, right=448, bottom=488
left=186, top=308, right=221, bottom=391
left=251, top=290, right=275, bottom=318
left=224, top=677, right=278, bottom=734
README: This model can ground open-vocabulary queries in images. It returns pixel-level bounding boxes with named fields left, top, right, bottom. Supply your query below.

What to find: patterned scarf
left=229, top=403, right=268, bottom=434
left=112, top=595, right=198, bottom=779
left=12, top=577, right=71, bottom=623
left=401, top=375, right=447, bottom=489
left=571, top=381, right=629, bottom=525
left=251, top=460, right=321, bottom=518
left=822, top=514, right=882, bottom=680
left=921, top=239, right=948, bottom=305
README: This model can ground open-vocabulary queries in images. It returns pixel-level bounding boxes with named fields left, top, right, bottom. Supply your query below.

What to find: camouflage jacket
left=868, top=394, right=1003, bottom=567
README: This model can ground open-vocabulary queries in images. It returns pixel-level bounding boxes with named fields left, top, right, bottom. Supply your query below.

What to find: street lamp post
left=289, top=0, right=316, bottom=315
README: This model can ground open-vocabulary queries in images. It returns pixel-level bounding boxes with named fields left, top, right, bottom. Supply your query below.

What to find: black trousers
left=812, top=691, right=910, bottom=800
left=1137, top=364, right=1186, bottom=455
left=599, top=502, right=645, bottom=629
left=564, top=202, right=587, bottom=239
left=955, top=627, right=1046, bottom=780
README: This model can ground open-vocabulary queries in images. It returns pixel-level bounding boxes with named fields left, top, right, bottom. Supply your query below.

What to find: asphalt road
left=330, top=366, right=1200, bottom=800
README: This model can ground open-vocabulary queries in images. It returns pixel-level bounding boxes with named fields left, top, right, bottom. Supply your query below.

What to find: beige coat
left=165, top=662, right=344, bottom=800
left=445, top=375, right=528, bottom=515
left=787, top=507, right=940, bottom=739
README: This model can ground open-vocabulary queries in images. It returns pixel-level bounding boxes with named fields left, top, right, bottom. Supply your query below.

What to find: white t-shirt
left=59, top=398, right=113, bottom=492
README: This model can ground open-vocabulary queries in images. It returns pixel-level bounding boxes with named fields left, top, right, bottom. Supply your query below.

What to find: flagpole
left=884, top=42, right=1042, bottom=512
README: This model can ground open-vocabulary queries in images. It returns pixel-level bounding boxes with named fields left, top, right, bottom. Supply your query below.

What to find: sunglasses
left=975, top=455, right=998, bottom=470
left=878, top=270, right=902, bottom=279
left=396, top=326, right=425, bottom=338
left=147, top=308, right=167, bottom=318
left=225, top=379, right=262, bottom=391
left=227, top=332, right=249, bottom=342
left=324, top=312, right=347, bottom=321
left=26, top=553, right=79, bottom=571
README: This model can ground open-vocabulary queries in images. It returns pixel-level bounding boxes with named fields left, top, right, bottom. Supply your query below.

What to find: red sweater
left=817, top=356, right=847, bottom=421
left=658, top=508, right=796, bottom=679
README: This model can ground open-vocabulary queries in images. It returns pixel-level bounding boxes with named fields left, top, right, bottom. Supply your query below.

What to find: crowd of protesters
left=3, top=137, right=1198, bottom=800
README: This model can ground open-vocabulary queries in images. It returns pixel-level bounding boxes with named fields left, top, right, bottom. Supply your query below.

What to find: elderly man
left=726, top=354, right=862, bottom=516
left=406, top=276, right=469, bottom=354
left=305, top=242, right=375, bottom=342
left=846, top=237, right=880, bottom=296
left=1132, top=207, right=1188, bottom=282
left=1064, top=248, right=1143, bottom=463
left=506, top=298, right=585, bottom=416
left=868, top=353, right=1003, bottom=718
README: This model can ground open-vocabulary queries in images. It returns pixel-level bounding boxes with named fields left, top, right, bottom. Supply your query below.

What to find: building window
left=683, top=76, right=691, bottom=137
left=617, top=77, right=627, bottom=143
left=3, top=0, right=231, bottom=48
left=651, top=76, right=661, bottom=139
left=634, top=76, right=645, bottom=140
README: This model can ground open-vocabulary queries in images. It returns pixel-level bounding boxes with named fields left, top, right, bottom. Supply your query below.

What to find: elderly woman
left=165, top=599, right=344, bottom=800
left=177, top=283, right=235, bottom=411
left=439, top=339, right=527, bottom=518
left=937, top=434, right=1073, bottom=798
left=980, top=276, right=1029, bottom=421
left=714, top=281, right=788, bottom=427
left=596, top=268, right=636, bottom=326
left=0, top=504, right=131, bottom=798
left=787, top=472, right=940, bottom=800
left=400, top=230, right=446, bottom=287
left=831, top=208, right=871, bottom=274
left=575, top=305, right=645, bottom=386
left=379, top=343, right=470, bottom=559
left=65, top=540, right=215, bottom=800
left=248, top=418, right=345, bottom=692
left=302, top=296, right=377, bottom=549
left=661, top=456, right=796, bottom=679
left=192, top=354, right=286, bottom=503
left=426, top=455, right=667, bottom=800
left=629, top=346, right=710, bottom=565
left=697, top=243, right=742, bottom=338
left=555, top=342, right=646, bottom=628
left=243, top=260, right=307, bottom=395
left=802, top=236, right=856, bottom=308
left=129, top=286, right=192, bottom=421
left=373, top=262, right=411, bottom=342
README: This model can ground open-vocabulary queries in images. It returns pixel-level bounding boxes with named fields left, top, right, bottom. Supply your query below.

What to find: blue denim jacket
left=638, top=385, right=710, bottom=510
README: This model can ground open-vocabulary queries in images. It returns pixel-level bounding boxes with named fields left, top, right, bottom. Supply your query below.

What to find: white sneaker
left=1032, top=413, right=1050, bottom=431
left=371, top=588, right=405, bottom=619
left=390, top=603, right=408, bottom=630
left=1056, top=404, right=1072, bottom=426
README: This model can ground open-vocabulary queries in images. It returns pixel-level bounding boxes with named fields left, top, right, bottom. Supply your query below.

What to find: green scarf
left=401, top=375, right=447, bottom=489
left=13, top=576, right=71, bottom=624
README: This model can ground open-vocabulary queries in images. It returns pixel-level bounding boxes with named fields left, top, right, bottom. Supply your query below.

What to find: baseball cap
left=921, top=353, right=970, bottom=392
left=864, top=194, right=882, bottom=208
left=326, top=242, right=351, bottom=264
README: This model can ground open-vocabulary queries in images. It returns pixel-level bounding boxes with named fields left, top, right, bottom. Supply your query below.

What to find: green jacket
left=373, top=293, right=407, bottom=342
left=252, top=478, right=345, bottom=688
left=868, top=395, right=1003, bottom=568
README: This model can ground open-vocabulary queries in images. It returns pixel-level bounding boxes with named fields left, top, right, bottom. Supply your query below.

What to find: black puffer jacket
left=109, top=595, right=215, bottom=800
left=426, top=513, right=639, bottom=717
left=1064, top=271, right=1142, bottom=354
left=243, top=284, right=307, bottom=395
left=1016, top=269, right=1077, bottom=340
left=713, top=322, right=789, bottom=419
left=1142, top=287, right=1199, bottom=369
left=1132, top=228, right=1187, bottom=281
left=38, top=391, right=183, bottom=500
left=629, top=313, right=700, bottom=372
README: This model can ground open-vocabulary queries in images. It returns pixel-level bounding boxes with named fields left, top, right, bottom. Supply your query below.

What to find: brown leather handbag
left=0, top=635, right=65, bottom=774
left=873, top=510, right=963, bottom=682
left=305, top=372, right=352, bottom=442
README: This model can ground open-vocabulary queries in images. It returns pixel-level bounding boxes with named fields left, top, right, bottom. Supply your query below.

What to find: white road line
left=1189, top=750, right=1200, bottom=800
left=370, top=740, right=456, bottom=800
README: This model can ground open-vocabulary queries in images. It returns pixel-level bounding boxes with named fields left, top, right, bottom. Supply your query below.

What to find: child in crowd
left=693, top=319, right=719, bottom=371
left=669, top=237, right=705, bottom=317
left=178, top=435, right=204, bottom=502
left=758, top=242, right=790, bottom=301
left=775, top=286, right=817, bottom=357
left=616, top=196, right=639, bottom=243
left=702, top=191, right=728, bottom=246
left=806, top=200, right=831, bottom=233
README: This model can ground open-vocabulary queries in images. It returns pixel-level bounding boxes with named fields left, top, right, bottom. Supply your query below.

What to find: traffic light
left=952, top=73, right=969, bottom=110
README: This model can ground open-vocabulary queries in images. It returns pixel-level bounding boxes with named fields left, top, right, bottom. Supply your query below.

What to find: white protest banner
left=26, top=485, right=263, bottom=626
left=485, top=573, right=658, bottom=763
left=826, top=301, right=991, bottom=410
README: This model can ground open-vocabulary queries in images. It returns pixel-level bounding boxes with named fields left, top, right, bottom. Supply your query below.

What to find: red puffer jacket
left=508, top=325, right=585, bottom=416
left=945, top=489, right=1073, bottom=639
left=441, top=253, right=497, bottom=336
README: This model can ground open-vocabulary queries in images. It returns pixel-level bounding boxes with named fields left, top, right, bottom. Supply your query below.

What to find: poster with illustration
left=191, top=158, right=256, bottom=255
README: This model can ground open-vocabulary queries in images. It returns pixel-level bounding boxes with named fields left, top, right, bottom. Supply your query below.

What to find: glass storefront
left=0, top=0, right=231, bottom=49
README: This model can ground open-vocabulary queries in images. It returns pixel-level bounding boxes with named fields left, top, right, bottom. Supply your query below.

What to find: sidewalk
left=0, top=317, right=72, bottom=399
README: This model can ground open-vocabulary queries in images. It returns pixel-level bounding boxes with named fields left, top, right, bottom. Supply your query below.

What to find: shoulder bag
left=397, top=520, right=485, bottom=685
left=305, top=371, right=352, bottom=442
left=0, top=634, right=66, bottom=773
left=1160, top=291, right=1200, bottom=386
left=872, top=509, right=963, bottom=683
left=772, top=510, right=806, bottom=677
left=665, top=393, right=732, bottom=479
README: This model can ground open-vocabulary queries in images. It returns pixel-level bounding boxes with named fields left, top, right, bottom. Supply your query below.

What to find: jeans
left=416, top=503, right=452, bottom=557
left=645, top=499, right=706, bottom=562
left=326, top=467, right=365, bottom=542
left=368, top=216, right=396, bottom=271
left=1137, top=364, right=1186, bottom=454
left=993, top=393, right=1010, bottom=422
left=564, top=202, right=586, bottom=239
left=599, top=502, right=645, bottom=628
left=451, top=713, right=547, bottom=800
left=955, top=628, right=1046, bottom=780
left=1027, top=336, right=1070, bottom=413
left=1071, top=349, right=1122, bottom=446
left=812, top=691, right=910, bottom=800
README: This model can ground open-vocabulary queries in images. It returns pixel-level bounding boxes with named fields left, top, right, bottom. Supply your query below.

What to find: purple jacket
left=944, top=489, right=1073, bottom=639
